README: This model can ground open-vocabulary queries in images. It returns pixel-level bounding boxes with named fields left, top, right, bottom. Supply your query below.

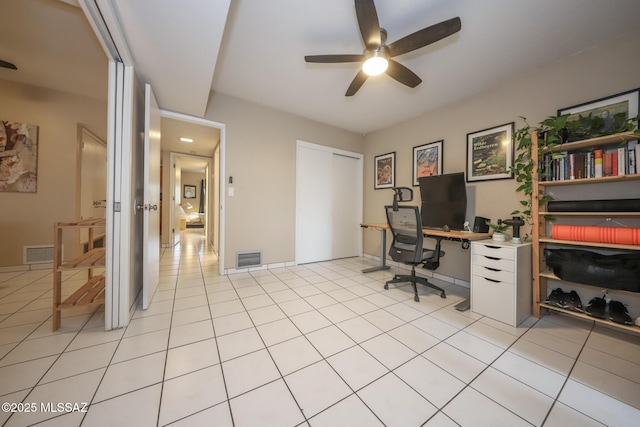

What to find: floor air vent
left=23, top=245, right=56, bottom=264
left=236, top=251, right=262, bottom=268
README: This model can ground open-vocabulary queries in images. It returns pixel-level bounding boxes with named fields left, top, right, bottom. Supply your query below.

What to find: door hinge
left=114, top=202, right=121, bottom=212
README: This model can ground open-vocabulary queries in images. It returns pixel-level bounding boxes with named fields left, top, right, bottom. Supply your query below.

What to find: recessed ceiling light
left=180, top=137, right=193, bottom=143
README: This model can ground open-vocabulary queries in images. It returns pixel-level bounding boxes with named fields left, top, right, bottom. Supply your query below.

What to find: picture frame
left=0, top=120, right=39, bottom=193
left=466, top=122, right=514, bottom=182
left=374, top=152, right=395, bottom=189
left=183, top=184, right=196, bottom=199
left=558, top=88, right=639, bottom=141
left=412, top=140, right=443, bottom=186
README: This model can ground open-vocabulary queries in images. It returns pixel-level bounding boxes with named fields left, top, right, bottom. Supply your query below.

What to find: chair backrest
left=385, top=205, right=424, bottom=264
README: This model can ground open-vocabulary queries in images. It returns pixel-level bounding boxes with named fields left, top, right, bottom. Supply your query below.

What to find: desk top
left=361, top=222, right=490, bottom=241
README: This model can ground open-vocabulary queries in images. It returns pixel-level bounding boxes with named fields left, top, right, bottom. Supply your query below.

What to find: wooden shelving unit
left=531, top=131, right=640, bottom=334
left=53, top=218, right=106, bottom=331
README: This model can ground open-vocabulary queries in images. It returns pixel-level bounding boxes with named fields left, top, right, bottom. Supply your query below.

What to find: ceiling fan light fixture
left=362, top=50, right=388, bottom=76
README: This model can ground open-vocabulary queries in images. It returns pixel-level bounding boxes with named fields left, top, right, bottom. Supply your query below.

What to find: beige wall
left=0, top=79, right=106, bottom=267
left=362, top=28, right=640, bottom=281
left=205, top=93, right=364, bottom=267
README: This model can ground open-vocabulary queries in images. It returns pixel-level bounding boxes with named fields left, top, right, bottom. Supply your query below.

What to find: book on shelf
left=540, top=141, right=639, bottom=181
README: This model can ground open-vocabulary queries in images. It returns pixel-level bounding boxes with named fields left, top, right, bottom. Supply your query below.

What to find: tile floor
left=1, top=229, right=639, bottom=426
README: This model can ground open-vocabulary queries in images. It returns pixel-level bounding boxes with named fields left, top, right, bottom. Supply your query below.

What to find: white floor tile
left=112, top=328, right=169, bottom=363
left=492, top=351, right=567, bottom=398
left=268, top=335, right=323, bottom=376
left=40, top=341, right=118, bottom=384
left=360, top=333, right=416, bottom=369
left=327, top=346, right=387, bottom=391
left=169, top=318, right=215, bottom=348
left=394, top=355, right=466, bottom=409
left=306, top=325, right=356, bottom=358
left=318, top=303, right=357, bottom=323
left=570, top=361, right=640, bottom=409
left=290, top=310, right=332, bottom=333
left=308, top=394, right=384, bottom=427
left=212, top=311, right=253, bottom=336
left=164, top=338, right=219, bottom=380
left=358, top=372, right=438, bottom=426
left=170, top=401, right=234, bottom=427
left=443, top=386, right=532, bottom=427
left=222, top=349, right=280, bottom=398
left=94, top=351, right=166, bottom=402
left=84, top=384, right=162, bottom=427
left=472, top=368, right=554, bottom=426
left=387, top=323, right=440, bottom=353
left=423, top=342, right=487, bottom=383
left=544, top=402, right=606, bottom=427
left=159, top=365, right=227, bottom=425
left=256, top=318, right=301, bottom=346
left=445, top=330, right=504, bottom=365
left=216, top=328, right=264, bottom=361
left=285, top=360, right=351, bottom=418
left=229, top=379, right=304, bottom=427
left=247, top=304, right=287, bottom=325
left=336, top=316, right=383, bottom=343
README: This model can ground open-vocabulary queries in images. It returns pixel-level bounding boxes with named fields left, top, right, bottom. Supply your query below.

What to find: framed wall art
left=0, top=121, right=39, bottom=193
left=374, top=152, right=395, bottom=189
left=558, top=88, right=639, bottom=141
left=466, top=122, right=514, bottom=182
left=413, top=140, right=442, bottom=186
left=183, top=184, right=197, bottom=199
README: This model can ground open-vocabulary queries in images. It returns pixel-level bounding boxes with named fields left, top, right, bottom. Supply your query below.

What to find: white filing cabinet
left=471, top=240, right=532, bottom=327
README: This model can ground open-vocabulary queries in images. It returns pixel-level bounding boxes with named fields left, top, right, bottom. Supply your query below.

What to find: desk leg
left=362, top=228, right=390, bottom=273
left=455, top=298, right=470, bottom=311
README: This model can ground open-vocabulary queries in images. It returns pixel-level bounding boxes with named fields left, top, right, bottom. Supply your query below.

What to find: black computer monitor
left=418, top=172, right=467, bottom=231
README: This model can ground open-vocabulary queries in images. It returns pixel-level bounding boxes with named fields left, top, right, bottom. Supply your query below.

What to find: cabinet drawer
left=471, top=275, right=515, bottom=325
left=472, top=264, right=515, bottom=284
left=472, top=254, right=515, bottom=272
left=473, top=243, right=515, bottom=260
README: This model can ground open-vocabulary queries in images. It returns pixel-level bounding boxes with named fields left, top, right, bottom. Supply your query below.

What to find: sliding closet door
left=296, top=141, right=362, bottom=264
left=296, top=145, right=333, bottom=264
left=332, top=153, right=361, bottom=259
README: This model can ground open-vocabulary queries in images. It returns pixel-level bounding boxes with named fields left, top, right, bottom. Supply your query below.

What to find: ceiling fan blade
left=387, top=17, right=461, bottom=57
left=355, top=0, right=381, bottom=51
left=0, top=59, right=17, bottom=70
left=305, top=54, right=365, bottom=63
left=345, top=70, right=368, bottom=96
left=386, top=59, right=422, bottom=88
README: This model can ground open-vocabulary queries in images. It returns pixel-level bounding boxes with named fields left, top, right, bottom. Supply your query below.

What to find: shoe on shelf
left=545, top=288, right=566, bottom=308
left=563, top=290, right=584, bottom=313
left=608, top=300, right=633, bottom=325
left=585, top=297, right=607, bottom=319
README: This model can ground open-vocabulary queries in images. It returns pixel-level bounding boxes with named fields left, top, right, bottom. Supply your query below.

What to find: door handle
left=136, top=204, right=158, bottom=211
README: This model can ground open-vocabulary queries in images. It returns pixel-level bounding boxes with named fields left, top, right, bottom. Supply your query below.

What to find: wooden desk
left=361, top=223, right=489, bottom=241
left=362, top=222, right=490, bottom=310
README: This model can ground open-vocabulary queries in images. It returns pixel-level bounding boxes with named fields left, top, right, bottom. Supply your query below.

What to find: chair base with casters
left=384, top=264, right=446, bottom=302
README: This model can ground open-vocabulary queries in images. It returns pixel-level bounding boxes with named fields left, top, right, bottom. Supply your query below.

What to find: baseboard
left=0, top=263, right=53, bottom=273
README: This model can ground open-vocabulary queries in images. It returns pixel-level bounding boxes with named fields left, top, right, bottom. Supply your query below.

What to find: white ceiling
left=1, top=0, right=640, bottom=137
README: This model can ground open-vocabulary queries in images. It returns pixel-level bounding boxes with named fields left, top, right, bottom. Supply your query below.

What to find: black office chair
left=384, top=188, right=446, bottom=302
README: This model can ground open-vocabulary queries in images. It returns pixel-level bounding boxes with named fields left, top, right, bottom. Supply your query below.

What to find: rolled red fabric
left=552, top=224, right=640, bottom=245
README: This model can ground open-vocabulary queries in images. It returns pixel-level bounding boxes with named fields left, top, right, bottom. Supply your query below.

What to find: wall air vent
left=23, top=245, right=58, bottom=264
left=236, top=251, right=262, bottom=269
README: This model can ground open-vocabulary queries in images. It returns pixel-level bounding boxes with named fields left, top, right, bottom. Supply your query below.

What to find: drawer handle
left=483, top=277, right=501, bottom=283
left=484, top=256, right=500, bottom=261
left=484, top=245, right=501, bottom=249
left=483, top=266, right=500, bottom=272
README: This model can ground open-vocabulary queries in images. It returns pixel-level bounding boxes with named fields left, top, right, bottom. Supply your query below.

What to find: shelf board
left=541, top=131, right=638, bottom=154
left=539, top=237, right=640, bottom=251
left=539, top=302, right=640, bottom=334
left=538, top=173, right=640, bottom=186
left=56, top=248, right=105, bottom=271
left=57, top=217, right=106, bottom=228
left=539, top=212, right=640, bottom=217
left=57, top=274, right=105, bottom=309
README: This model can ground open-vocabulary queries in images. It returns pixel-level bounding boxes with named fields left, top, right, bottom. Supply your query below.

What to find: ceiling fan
left=304, top=0, right=461, bottom=96
left=0, top=59, right=17, bottom=70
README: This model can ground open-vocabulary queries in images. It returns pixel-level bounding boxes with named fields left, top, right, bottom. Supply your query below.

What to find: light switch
left=228, top=187, right=234, bottom=197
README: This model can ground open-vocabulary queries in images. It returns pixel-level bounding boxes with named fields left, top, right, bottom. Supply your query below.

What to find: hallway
left=0, top=230, right=639, bottom=426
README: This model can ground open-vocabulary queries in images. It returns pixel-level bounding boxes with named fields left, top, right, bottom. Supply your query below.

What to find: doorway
left=160, top=110, right=225, bottom=274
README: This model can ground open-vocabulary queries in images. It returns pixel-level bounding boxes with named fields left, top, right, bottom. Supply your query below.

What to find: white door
left=296, top=142, right=362, bottom=264
left=296, top=145, right=333, bottom=263
left=332, top=154, right=361, bottom=259
left=142, top=84, right=161, bottom=309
